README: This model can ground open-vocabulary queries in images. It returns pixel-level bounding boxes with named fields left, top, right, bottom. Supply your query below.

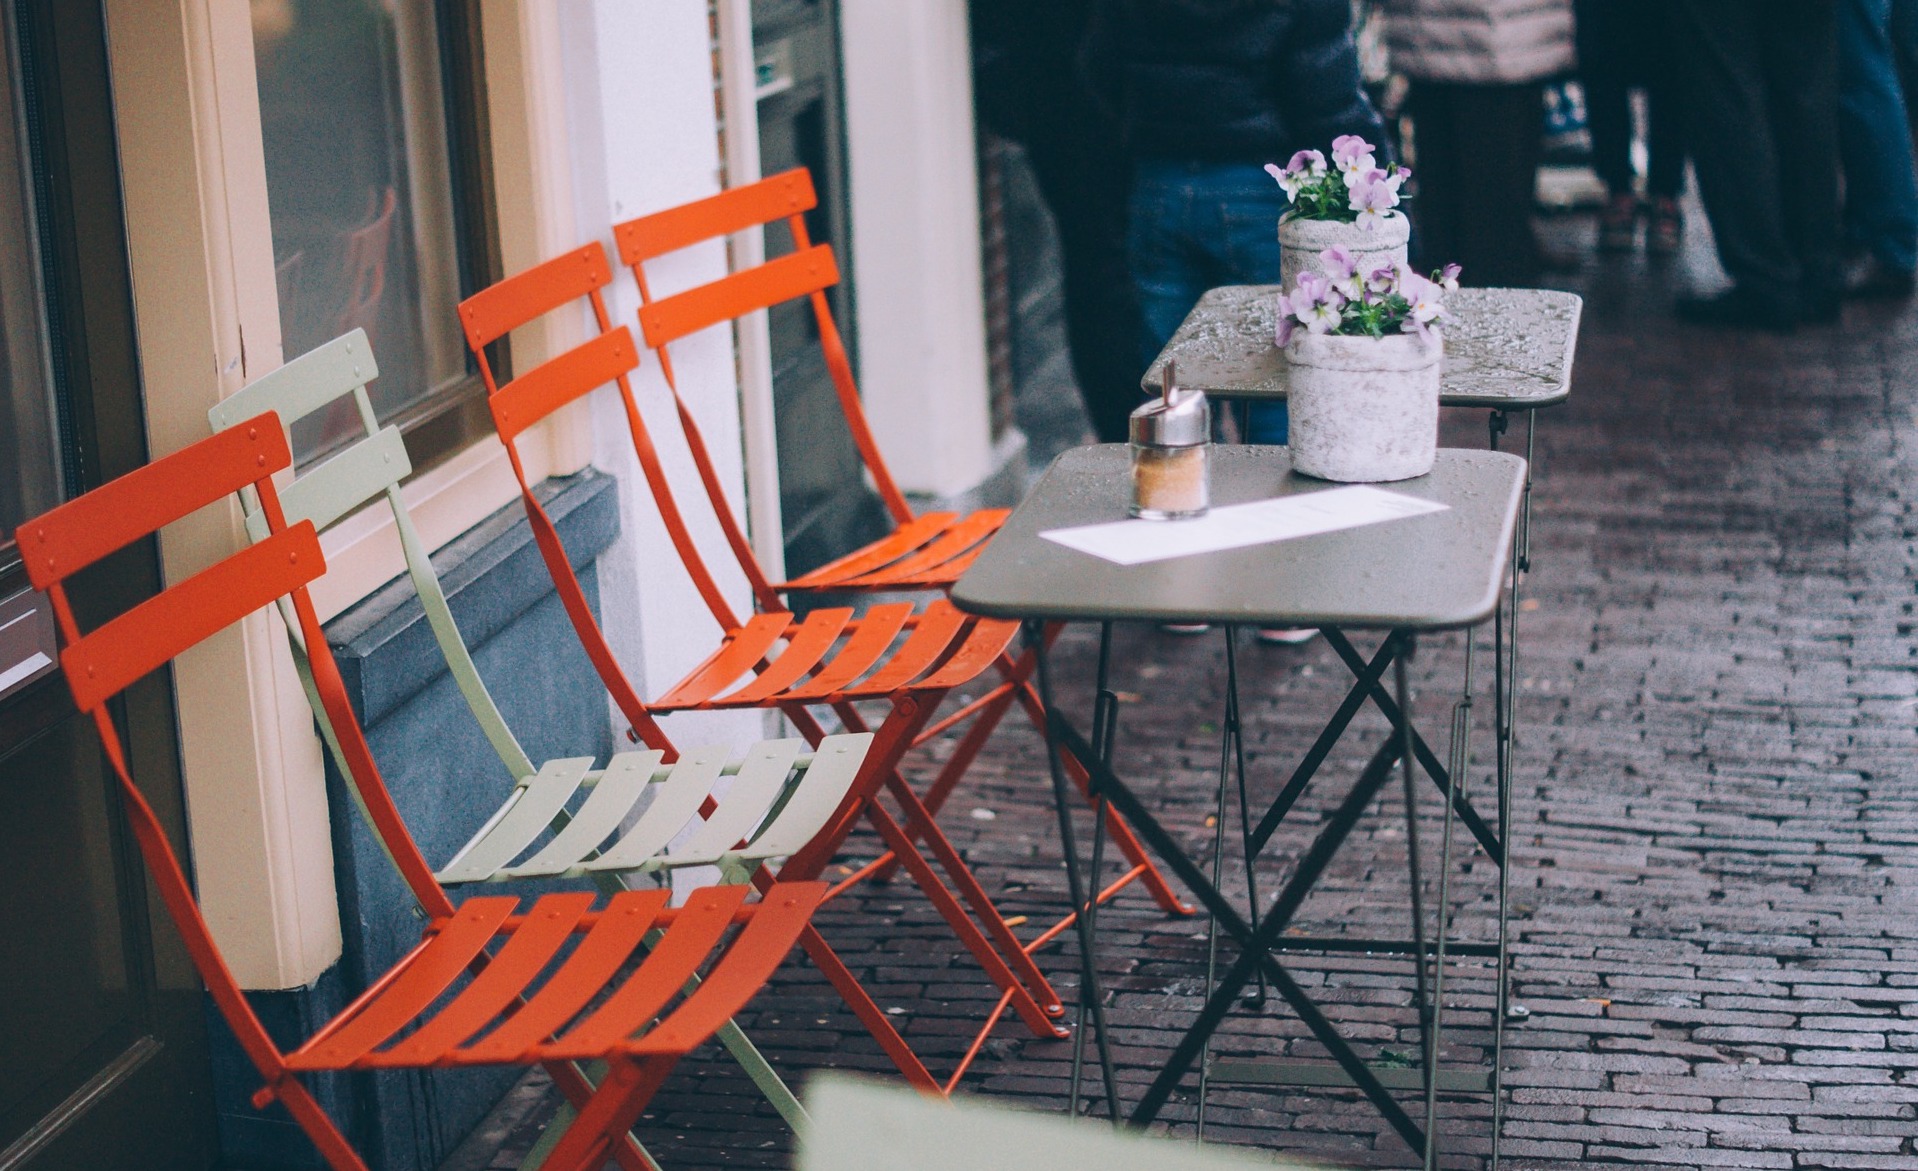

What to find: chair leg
left=825, top=700, right=1066, bottom=1020
left=858, top=797, right=1066, bottom=1038
left=273, top=1074, right=370, bottom=1171
left=797, top=921, right=947, bottom=1092
left=542, top=1060, right=656, bottom=1171
left=879, top=767, right=1065, bottom=1014
left=872, top=641, right=1193, bottom=916
left=536, top=1058, right=672, bottom=1171
left=778, top=699, right=1066, bottom=1040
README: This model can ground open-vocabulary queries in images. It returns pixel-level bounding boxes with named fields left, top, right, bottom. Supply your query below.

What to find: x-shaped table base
left=1029, top=619, right=1514, bottom=1166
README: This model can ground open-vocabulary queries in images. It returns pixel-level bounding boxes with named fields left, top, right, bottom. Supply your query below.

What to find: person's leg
left=1430, top=83, right=1545, bottom=286
left=1025, top=129, right=1149, bottom=442
left=1767, top=0, right=1845, bottom=307
left=1128, top=160, right=1209, bottom=372
left=1406, top=82, right=1466, bottom=273
left=1838, top=0, right=1918, bottom=272
left=1199, top=164, right=1291, bottom=443
left=1577, top=0, right=1639, bottom=199
left=1673, top=0, right=1800, bottom=319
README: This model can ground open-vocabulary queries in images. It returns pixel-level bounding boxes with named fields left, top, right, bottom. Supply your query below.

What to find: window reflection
left=252, top=0, right=465, bottom=461
left=0, top=17, right=58, bottom=542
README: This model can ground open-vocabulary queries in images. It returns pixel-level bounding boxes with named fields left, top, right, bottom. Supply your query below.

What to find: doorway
left=0, top=1, right=218, bottom=1168
left=750, top=0, right=888, bottom=577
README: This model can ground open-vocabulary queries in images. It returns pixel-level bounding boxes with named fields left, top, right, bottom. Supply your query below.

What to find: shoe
left=1597, top=193, right=1638, bottom=252
left=1843, top=253, right=1917, bottom=299
left=1674, top=286, right=1796, bottom=333
left=1254, top=627, right=1318, bottom=646
left=1159, top=622, right=1211, bottom=635
left=1647, top=197, right=1683, bottom=256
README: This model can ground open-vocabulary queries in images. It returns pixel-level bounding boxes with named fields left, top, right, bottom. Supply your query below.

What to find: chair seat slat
left=664, top=739, right=806, bottom=863
left=723, top=734, right=872, bottom=862
left=457, top=888, right=670, bottom=1064
left=779, top=603, right=914, bottom=700
left=847, top=601, right=971, bottom=696
left=367, top=891, right=596, bottom=1065
left=542, top=886, right=748, bottom=1059
left=842, top=510, right=1006, bottom=587
left=709, top=608, right=851, bottom=706
left=780, top=513, right=954, bottom=589
left=501, top=750, right=664, bottom=879
left=435, top=757, right=595, bottom=885
left=294, top=896, right=519, bottom=1068
left=623, top=883, right=828, bottom=1057
left=656, top=612, right=791, bottom=709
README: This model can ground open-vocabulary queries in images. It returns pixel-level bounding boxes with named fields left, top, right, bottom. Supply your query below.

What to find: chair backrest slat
left=613, top=168, right=816, bottom=264
left=281, top=425, right=410, bottom=533
left=637, top=245, right=837, bottom=350
left=211, top=332, right=541, bottom=783
left=492, top=326, right=640, bottom=442
left=19, top=419, right=290, bottom=591
left=210, top=328, right=380, bottom=433
left=61, top=523, right=322, bottom=712
left=458, top=242, right=613, bottom=349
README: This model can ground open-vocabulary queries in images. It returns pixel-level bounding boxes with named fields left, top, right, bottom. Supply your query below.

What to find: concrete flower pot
left=1277, top=212, right=1410, bottom=291
left=1283, top=329, right=1442, bottom=482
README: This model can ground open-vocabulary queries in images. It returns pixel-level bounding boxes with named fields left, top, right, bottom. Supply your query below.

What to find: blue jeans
left=1128, top=160, right=1289, bottom=443
left=1839, top=0, right=1918, bottom=271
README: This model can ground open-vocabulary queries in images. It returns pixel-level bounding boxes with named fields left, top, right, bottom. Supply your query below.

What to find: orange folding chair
left=458, top=248, right=1074, bottom=1091
left=609, top=168, right=1188, bottom=913
left=15, top=417, right=826, bottom=1171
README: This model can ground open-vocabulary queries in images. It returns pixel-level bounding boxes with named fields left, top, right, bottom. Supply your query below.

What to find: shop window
left=252, top=0, right=498, bottom=468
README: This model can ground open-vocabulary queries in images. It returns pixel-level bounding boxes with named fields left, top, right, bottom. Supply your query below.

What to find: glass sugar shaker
left=1129, top=360, right=1210, bottom=519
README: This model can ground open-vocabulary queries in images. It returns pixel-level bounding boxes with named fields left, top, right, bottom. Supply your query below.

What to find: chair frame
left=458, top=245, right=1078, bottom=1092
left=610, top=169, right=1190, bottom=916
left=210, top=330, right=887, bottom=1129
left=16, top=417, right=825, bottom=1171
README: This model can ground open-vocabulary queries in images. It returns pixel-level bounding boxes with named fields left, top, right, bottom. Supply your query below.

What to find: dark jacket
left=1085, top=0, right=1386, bottom=162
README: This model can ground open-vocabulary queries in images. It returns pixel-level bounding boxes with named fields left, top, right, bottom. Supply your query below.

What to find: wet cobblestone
left=440, top=219, right=1918, bottom=1169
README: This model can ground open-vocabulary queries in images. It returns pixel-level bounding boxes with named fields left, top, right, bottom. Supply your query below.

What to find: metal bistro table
left=951, top=445, right=1526, bottom=1167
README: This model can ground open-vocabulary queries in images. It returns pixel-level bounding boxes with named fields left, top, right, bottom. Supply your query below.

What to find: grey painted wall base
left=209, top=470, right=622, bottom=1171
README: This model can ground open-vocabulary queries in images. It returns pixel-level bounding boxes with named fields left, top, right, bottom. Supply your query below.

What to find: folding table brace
left=1032, top=625, right=1497, bottom=1165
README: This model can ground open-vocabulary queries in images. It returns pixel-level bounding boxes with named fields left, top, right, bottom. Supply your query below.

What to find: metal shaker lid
left=1130, top=360, right=1210, bottom=447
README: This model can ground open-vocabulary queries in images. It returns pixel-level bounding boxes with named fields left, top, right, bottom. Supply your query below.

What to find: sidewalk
left=442, top=214, right=1918, bottom=1170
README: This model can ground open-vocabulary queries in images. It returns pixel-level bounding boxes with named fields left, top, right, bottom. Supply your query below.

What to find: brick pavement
left=440, top=223, right=1918, bottom=1169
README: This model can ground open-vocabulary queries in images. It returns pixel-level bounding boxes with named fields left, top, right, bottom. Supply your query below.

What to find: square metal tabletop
left=951, top=445, right=1526, bottom=630
left=1141, top=286, right=1582, bottom=409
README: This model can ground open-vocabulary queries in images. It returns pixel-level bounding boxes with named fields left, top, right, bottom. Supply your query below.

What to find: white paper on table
left=1040, top=485, right=1450, bottom=566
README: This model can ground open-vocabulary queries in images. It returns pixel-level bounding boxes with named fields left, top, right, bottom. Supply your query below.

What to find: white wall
left=555, top=0, right=767, bottom=754
left=839, top=0, right=999, bottom=498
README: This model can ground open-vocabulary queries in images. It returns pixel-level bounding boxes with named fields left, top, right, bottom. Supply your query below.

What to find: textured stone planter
left=1284, top=329, right=1442, bottom=482
left=1277, top=212, right=1410, bottom=291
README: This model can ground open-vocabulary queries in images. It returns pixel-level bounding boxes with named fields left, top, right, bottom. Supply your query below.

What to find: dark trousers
left=1021, top=128, right=1145, bottom=444
left=1576, top=0, right=1687, bottom=199
left=1407, top=82, right=1544, bottom=286
left=1676, top=0, right=1842, bottom=305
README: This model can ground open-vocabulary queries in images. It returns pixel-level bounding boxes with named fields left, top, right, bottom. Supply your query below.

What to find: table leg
left=1198, top=624, right=1265, bottom=1140
left=1026, top=620, right=1123, bottom=1123
left=1395, top=640, right=1438, bottom=1169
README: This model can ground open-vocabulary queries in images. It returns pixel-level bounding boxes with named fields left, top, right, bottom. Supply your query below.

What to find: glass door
left=0, top=1, right=217, bottom=1167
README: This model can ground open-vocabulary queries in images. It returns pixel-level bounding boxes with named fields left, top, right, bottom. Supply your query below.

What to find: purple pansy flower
left=1437, top=262, right=1462, bottom=292
left=1274, top=290, right=1299, bottom=347
left=1348, top=170, right=1400, bottom=229
left=1319, top=246, right=1363, bottom=299
left=1331, top=135, right=1376, bottom=186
